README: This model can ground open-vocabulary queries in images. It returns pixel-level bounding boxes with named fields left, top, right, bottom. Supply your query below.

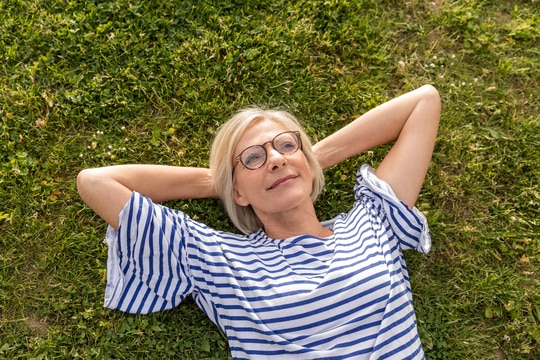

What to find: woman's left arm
left=313, top=85, right=441, bottom=208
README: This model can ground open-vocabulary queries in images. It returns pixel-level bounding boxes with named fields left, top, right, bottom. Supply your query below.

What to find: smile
left=267, top=175, right=298, bottom=190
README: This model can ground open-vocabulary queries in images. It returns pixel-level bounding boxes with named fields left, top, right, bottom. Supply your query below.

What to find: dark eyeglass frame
left=234, top=131, right=302, bottom=170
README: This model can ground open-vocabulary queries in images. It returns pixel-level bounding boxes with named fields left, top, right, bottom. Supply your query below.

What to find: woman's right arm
left=77, top=165, right=216, bottom=229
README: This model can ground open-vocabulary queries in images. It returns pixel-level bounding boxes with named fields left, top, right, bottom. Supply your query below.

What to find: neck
left=257, top=203, right=333, bottom=240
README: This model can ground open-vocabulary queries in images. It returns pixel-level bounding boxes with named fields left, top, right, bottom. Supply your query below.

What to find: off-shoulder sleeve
left=354, top=164, right=431, bottom=253
left=104, top=192, right=194, bottom=314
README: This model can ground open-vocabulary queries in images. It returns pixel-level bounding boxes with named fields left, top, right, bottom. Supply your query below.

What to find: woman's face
left=232, top=119, right=315, bottom=219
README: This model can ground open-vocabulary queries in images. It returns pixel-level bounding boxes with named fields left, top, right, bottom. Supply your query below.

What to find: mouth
left=267, top=175, right=298, bottom=190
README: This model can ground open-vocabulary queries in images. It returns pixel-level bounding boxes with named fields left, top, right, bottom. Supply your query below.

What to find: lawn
left=1, top=0, right=539, bottom=358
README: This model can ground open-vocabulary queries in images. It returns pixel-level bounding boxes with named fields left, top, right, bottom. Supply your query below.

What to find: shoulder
left=354, top=164, right=397, bottom=200
left=350, top=165, right=431, bottom=253
left=118, top=191, right=242, bottom=241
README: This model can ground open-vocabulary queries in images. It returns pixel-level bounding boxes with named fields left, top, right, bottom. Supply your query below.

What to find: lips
left=267, top=175, right=298, bottom=190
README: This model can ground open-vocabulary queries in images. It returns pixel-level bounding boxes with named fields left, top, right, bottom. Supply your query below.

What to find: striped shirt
left=104, top=164, right=431, bottom=359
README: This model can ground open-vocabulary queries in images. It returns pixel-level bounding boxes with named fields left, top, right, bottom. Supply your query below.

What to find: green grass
left=1, top=0, right=539, bottom=358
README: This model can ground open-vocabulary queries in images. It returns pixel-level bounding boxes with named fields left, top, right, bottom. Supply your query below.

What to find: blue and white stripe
left=104, top=164, right=431, bottom=359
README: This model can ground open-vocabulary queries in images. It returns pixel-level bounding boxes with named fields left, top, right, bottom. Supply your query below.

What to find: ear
left=233, top=187, right=250, bottom=207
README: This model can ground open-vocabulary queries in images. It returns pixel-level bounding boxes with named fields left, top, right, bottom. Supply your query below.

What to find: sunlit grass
left=1, top=0, right=539, bottom=358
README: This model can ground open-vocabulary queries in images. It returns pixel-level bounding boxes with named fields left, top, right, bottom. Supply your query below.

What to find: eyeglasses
left=234, top=131, right=302, bottom=170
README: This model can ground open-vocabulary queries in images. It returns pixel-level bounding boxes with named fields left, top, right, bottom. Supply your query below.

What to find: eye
left=278, top=141, right=296, bottom=151
left=242, top=149, right=265, bottom=167
left=275, top=135, right=298, bottom=153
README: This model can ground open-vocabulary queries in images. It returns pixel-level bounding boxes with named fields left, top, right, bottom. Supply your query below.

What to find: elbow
left=421, top=84, right=441, bottom=104
left=77, top=169, right=88, bottom=199
left=76, top=169, right=90, bottom=205
left=420, top=84, right=441, bottom=123
left=77, top=168, right=101, bottom=202
left=76, top=167, right=129, bottom=229
left=77, top=168, right=90, bottom=195
left=420, top=84, right=441, bottom=109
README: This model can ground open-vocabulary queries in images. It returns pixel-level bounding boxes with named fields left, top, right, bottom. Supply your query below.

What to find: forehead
left=235, top=119, right=289, bottom=151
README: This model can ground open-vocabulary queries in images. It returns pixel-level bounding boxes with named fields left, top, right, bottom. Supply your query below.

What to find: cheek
left=233, top=170, right=262, bottom=204
left=307, top=162, right=314, bottom=178
left=233, top=170, right=253, bottom=190
left=303, top=160, right=316, bottom=193
left=301, top=156, right=315, bottom=179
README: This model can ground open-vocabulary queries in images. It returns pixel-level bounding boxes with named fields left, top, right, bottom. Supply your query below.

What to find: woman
left=77, top=85, right=441, bottom=359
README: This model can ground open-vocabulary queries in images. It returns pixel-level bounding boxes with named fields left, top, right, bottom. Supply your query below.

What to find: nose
left=265, top=144, right=286, bottom=171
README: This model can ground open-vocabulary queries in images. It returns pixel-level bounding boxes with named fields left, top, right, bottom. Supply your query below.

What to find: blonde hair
left=210, top=107, right=324, bottom=234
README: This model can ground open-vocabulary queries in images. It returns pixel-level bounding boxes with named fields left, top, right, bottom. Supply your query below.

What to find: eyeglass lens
left=239, top=131, right=300, bottom=170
